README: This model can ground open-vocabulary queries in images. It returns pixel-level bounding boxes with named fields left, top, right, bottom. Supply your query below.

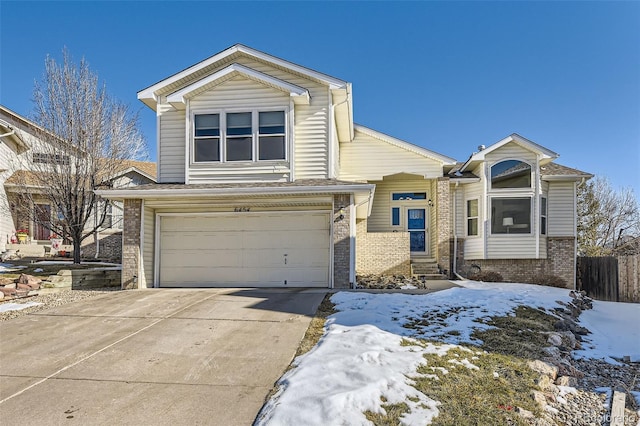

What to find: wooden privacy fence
left=617, top=255, right=640, bottom=303
left=577, top=255, right=640, bottom=303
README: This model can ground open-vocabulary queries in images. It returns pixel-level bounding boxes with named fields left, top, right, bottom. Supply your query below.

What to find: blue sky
left=1, top=1, right=639, bottom=195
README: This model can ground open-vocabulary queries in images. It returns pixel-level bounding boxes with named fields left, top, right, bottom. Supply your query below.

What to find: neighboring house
left=0, top=105, right=156, bottom=258
left=97, top=44, right=591, bottom=290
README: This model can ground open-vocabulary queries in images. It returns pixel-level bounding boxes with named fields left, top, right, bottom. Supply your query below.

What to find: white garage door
left=158, top=212, right=330, bottom=287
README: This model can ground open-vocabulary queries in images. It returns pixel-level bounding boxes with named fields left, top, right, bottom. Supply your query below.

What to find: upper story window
left=33, top=152, right=70, bottom=165
left=491, top=160, right=532, bottom=189
left=193, top=110, right=286, bottom=163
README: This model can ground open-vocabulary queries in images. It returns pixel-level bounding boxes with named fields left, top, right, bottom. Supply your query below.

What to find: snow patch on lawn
left=0, top=302, right=41, bottom=312
left=0, top=263, right=27, bottom=273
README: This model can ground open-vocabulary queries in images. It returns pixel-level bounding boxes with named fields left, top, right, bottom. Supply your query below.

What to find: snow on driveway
left=256, top=282, right=640, bottom=425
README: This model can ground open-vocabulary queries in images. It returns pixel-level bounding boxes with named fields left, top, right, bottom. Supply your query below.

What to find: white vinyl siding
left=0, top=141, right=14, bottom=251
left=154, top=55, right=331, bottom=182
left=339, top=129, right=444, bottom=181
left=462, top=180, right=484, bottom=259
left=158, top=105, right=186, bottom=183
left=141, top=205, right=155, bottom=288
left=548, top=181, right=576, bottom=237
left=484, top=141, right=538, bottom=165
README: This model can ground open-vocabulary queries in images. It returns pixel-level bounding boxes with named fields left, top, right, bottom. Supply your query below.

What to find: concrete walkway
left=0, top=288, right=326, bottom=425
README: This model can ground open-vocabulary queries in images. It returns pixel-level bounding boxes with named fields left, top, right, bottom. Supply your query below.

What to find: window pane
left=541, top=217, right=547, bottom=235
left=227, top=112, right=251, bottom=127
left=195, top=138, right=220, bottom=162
left=259, top=111, right=285, bottom=134
left=195, top=114, right=219, bottom=137
left=491, top=198, right=531, bottom=234
left=226, top=137, right=252, bottom=161
left=541, top=197, right=547, bottom=215
left=468, top=218, right=478, bottom=236
left=467, top=199, right=478, bottom=217
left=392, top=192, right=427, bottom=201
left=392, top=207, right=400, bottom=226
left=259, top=111, right=284, bottom=126
left=491, top=160, right=531, bottom=188
left=259, top=136, right=285, bottom=160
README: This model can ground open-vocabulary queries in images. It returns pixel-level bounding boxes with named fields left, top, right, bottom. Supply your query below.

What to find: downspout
left=0, top=128, right=16, bottom=138
left=535, top=154, right=541, bottom=259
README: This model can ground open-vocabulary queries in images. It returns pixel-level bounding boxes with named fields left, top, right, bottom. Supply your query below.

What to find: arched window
left=491, top=160, right=532, bottom=189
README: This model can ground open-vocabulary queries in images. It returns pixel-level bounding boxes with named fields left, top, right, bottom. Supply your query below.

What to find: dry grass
left=294, top=293, right=336, bottom=357
left=364, top=402, right=410, bottom=425
left=414, top=346, right=541, bottom=426
left=473, top=306, right=557, bottom=359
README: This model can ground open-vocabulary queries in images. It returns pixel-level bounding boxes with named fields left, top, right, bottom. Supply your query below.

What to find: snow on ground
left=257, top=282, right=640, bottom=425
left=0, top=263, right=27, bottom=273
left=574, top=299, right=640, bottom=363
left=0, top=302, right=41, bottom=313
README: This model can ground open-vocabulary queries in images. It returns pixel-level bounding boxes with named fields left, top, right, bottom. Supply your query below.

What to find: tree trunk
left=72, top=234, right=82, bottom=264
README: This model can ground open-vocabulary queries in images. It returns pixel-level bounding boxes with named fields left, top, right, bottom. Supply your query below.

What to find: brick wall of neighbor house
left=333, top=194, right=351, bottom=288
left=356, top=219, right=411, bottom=276
left=81, top=231, right=122, bottom=261
left=456, top=237, right=576, bottom=288
left=436, top=177, right=451, bottom=276
left=122, top=199, right=142, bottom=290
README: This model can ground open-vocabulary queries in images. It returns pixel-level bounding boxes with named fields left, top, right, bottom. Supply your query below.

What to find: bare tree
left=10, top=48, right=146, bottom=263
left=577, top=176, right=640, bottom=256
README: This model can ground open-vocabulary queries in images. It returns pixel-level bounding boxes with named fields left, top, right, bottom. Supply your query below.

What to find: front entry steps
left=411, top=259, right=448, bottom=280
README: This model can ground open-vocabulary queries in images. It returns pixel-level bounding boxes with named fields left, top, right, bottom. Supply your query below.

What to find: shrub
left=469, top=271, right=504, bottom=282
left=529, top=274, right=568, bottom=288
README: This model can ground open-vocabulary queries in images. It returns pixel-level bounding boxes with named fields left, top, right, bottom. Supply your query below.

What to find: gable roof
left=354, top=124, right=456, bottom=164
left=166, top=63, right=310, bottom=109
left=138, top=44, right=354, bottom=142
left=460, top=133, right=559, bottom=172
left=138, top=44, right=348, bottom=109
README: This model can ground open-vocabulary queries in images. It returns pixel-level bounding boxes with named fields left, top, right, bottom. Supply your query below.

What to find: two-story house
left=98, top=44, right=590, bottom=289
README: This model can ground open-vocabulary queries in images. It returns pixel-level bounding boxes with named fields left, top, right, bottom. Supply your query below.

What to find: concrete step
left=413, top=273, right=449, bottom=281
left=411, top=262, right=440, bottom=275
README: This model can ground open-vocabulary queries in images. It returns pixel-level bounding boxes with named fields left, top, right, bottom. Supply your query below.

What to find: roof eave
left=542, top=174, right=593, bottom=182
left=95, top=183, right=376, bottom=200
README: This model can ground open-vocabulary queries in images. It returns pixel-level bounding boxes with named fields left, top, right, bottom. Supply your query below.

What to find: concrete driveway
left=0, top=288, right=326, bottom=425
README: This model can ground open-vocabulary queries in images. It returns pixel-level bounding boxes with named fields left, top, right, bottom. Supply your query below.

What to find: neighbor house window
left=491, top=160, right=532, bottom=189
left=194, top=114, right=220, bottom=162
left=33, top=152, right=70, bottom=165
left=491, top=197, right=531, bottom=234
left=540, top=196, right=547, bottom=235
left=391, top=207, right=400, bottom=226
left=193, top=110, right=286, bottom=163
left=467, top=199, right=478, bottom=236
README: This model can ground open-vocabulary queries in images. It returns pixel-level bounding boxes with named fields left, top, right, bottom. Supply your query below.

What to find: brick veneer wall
left=81, top=231, right=122, bottom=261
left=456, top=237, right=576, bottom=288
left=122, top=199, right=142, bottom=290
left=436, top=177, right=451, bottom=276
left=333, top=194, right=351, bottom=289
left=356, top=219, right=411, bottom=276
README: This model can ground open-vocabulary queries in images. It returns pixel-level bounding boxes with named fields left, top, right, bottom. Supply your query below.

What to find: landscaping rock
left=528, top=360, right=558, bottom=380
left=546, top=333, right=563, bottom=347
left=0, top=287, right=17, bottom=297
left=18, top=274, right=42, bottom=287
left=2, top=283, right=16, bottom=289
left=0, top=276, right=15, bottom=285
left=555, top=376, right=577, bottom=387
left=356, top=274, right=429, bottom=290
left=16, top=283, right=32, bottom=291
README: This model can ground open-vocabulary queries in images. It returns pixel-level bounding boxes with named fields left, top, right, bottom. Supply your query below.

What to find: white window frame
left=389, top=192, right=428, bottom=228
left=466, top=198, right=479, bottom=237
left=190, top=106, right=289, bottom=165
left=540, top=196, right=547, bottom=235
left=489, top=196, right=533, bottom=236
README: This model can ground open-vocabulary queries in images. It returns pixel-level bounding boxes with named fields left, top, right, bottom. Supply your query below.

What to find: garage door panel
left=159, top=212, right=331, bottom=288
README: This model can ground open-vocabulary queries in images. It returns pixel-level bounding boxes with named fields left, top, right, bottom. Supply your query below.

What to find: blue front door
left=407, top=208, right=426, bottom=252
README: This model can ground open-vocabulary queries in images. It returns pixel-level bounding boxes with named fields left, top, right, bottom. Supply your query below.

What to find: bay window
left=491, top=197, right=531, bottom=234
left=193, top=110, right=286, bottom=163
